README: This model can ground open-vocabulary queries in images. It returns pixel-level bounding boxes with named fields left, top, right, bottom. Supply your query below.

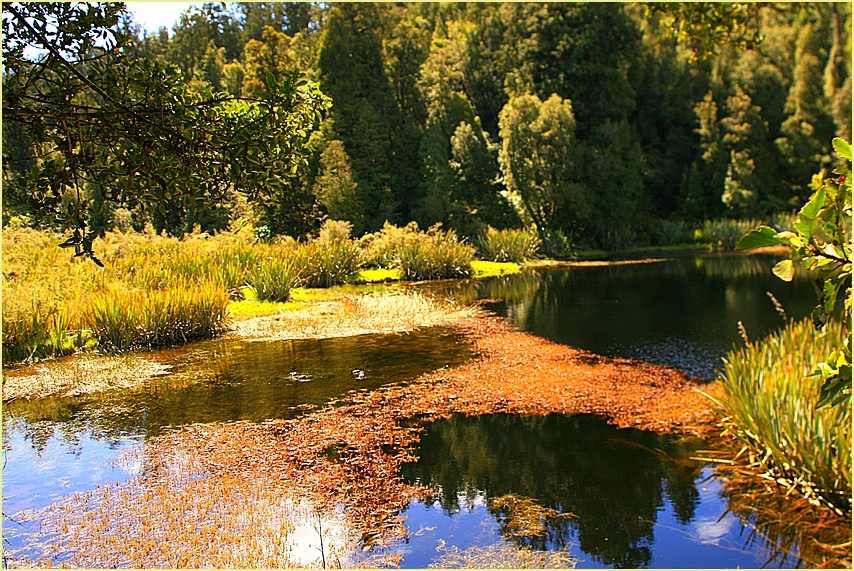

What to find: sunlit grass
left=710, top=319, right=850, bottom=512
left=471, top=260, right=521, bottom=278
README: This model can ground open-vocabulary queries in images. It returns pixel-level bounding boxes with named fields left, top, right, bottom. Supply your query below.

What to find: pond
left=446, top=254, right=814, bottom=379
left=388, top=414, right=798, bottom=568
left=2, top=254, right=821, bottom=567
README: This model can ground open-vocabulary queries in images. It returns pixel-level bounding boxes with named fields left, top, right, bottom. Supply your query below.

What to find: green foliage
left=701, top=218, right=766, bottom=251
left=2, top=3, right=330, bottom=256
left=714, top=319, right=850, bottom=511
left=246, top=250, right=302, bottom=302
left=358, top=221, right=424, bottom=269
left=738, top=137, right=852, bottom=409
left=312, top=140, right=366, bottom=234
left=498, top=93, right=587, bottom=243
left=477, top=226, right=540, bottom=263
left=293, top=220, right=362, bottom=288
left=399, top=226, right=475, bottom=280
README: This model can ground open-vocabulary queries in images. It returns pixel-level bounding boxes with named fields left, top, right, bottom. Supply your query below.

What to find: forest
left=3, top=2, right=851, bottom=253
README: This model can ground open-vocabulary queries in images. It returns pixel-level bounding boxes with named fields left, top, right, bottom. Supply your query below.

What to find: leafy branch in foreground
left=738, top=137, right=852, bottom=408
left=2, top=2, right=330, bottom=260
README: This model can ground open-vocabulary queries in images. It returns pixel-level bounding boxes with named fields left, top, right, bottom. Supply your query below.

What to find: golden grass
left=429, top=540, right=575, bottom=568
left=232, top=291, right=478, bottom=341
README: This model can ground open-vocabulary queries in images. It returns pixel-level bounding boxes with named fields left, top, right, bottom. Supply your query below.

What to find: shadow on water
left=424, top=255, right=815, bottom=380
left=391, top=414, right=801, bottom=569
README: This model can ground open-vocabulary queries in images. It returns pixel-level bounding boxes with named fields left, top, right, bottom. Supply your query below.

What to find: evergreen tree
left=312, top=140, right=366, bottom=233
left=318, top=4, right=399, bottom=232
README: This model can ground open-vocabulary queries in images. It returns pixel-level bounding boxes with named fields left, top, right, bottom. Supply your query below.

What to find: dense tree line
left=3, top=2, right=851, bottom=251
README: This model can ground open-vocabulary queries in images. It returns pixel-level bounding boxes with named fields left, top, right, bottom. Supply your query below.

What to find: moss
left=471, top=260, right=522, bottom=278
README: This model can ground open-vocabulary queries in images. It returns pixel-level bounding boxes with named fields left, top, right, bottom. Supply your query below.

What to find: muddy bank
left=11, top=314, right=719, bottom=567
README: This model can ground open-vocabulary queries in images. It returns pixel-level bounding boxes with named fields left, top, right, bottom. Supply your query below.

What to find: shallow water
left=466, top=254, right=814, bottom=379
left=388, top=414, right=800, bottom=568
left=2, top=328, right=472, bottom=551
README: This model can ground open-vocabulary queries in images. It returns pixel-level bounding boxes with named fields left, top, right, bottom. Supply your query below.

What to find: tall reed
left=713, top=319, right=850, bottom=511
left=399, top=226, right=474, bottom=280
left=477, top=226, right=541, bottom=263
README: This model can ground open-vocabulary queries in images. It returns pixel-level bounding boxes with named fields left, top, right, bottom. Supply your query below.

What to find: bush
left=295, top=220, right=361, bottom=288
left=714, top=319, right=850, bottom=511
left=477, top=226, right=540, bottom=263
left=359, top=221, right=423, bottom=268
left=399, top=225, right=475, bottom=280
left=645, top=219, right=693, bottom=246
left=88, top=281, right=229, bottom=352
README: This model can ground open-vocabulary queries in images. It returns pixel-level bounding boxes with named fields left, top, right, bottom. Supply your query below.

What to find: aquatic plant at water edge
left=88, top=282, right=229, bottom=351
left=712, top=319, right=850, bottom=512
left=292, top=220, right=361, bottom=288
left=245, top=250, right=302, bottom=302
left=358, top=221, right=424, bottom=268
left=398, top=225, right=475, bottom=280
left=476, top=226, right=541, bottom=263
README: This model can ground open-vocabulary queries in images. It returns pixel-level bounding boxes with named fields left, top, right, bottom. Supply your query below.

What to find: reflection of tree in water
left=6, top=328, right=472, bottom=450
left=404, top=414, right=704, bottom=568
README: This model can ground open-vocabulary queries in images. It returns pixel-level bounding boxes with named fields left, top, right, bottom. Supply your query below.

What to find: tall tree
left=318, top=3, right=399, bottom=232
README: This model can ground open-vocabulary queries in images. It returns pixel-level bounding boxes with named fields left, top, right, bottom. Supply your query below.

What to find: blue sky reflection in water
left=392, top=414, right=800, bottom=568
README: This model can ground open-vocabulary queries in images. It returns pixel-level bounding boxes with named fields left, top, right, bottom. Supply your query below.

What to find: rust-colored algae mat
left=10, top=314, right=718, bottom=568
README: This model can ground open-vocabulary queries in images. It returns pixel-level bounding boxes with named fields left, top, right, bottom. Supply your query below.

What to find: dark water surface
left=390, top=414, right=799, bottom=568
left=440, top=254, right=813, bottom=379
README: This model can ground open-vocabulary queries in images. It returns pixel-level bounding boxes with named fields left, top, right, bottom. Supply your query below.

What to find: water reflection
left=397, top=414, right=798, bottom=568
left=453, top=255, right=815, bottom=379
left=6, top=327, right=472, bottom=448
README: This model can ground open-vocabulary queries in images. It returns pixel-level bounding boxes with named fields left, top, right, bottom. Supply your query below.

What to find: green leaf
left=736, top=226, right=782, bottom=250
left=832, top=137, right=852, bottom=161
left=772, top=259, right=795, bottom=281
left=794, top=188, right=826, bottom=240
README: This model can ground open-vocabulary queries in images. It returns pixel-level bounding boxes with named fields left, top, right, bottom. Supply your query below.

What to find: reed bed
left=2, top=220, right=486, bottom=364
left=476, top=226, right=541, bottom=263
left=399, top=227, right=475, bottom=280
left=713, top=319, right=850, bottom=512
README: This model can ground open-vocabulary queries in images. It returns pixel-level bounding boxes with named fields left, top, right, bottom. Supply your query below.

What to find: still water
left=462, top=254, right=814, bottom=379
left=3, top=254, right=819, bottom=566
left=390, top=414, right=798, bottom=568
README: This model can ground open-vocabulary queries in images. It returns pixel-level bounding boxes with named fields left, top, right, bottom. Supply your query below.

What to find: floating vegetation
left=488, top=494, right=575, bottom=538
left=428, top=539, right=575, bottom=568
left=3, top=355, right=171, bottom=401
left=8, top=315, right=717, bottom=566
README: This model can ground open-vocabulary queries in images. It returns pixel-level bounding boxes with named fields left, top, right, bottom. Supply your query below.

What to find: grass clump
left=477, top=226, right=541, bottom=263
left=359, top=221, right=423, bottom=268
left=399, top=225, right=474, bottom=280
left=246, top=249, right=302, bottom=302
left=713, top=319, right=850, bottom=512
left=295, top=220, right=361, bottom=288
left=88, top=281, right=228, bottom=352
left=698, top=218, right=765, bottom=251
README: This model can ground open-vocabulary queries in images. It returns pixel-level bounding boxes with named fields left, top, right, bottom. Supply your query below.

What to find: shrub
left=295, top=220, right=361, bottom=288
left=714, top=319, right=850, bottom=511
left=88, top=281, right=229, bottom=352
left=477, top=226, right=541, bottom=263
left=398, top=225, right=475, bottom=280
left=358, top=221, right=423, bottom=268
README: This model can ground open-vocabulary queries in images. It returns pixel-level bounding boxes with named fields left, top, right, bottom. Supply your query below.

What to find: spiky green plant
left=477, top=226, right=541, bottom=263
left=246, top=252, right=302, bottom=302
left=399, top=226, right=475, bottom=280
left=712, top=319, right=850, bottom=512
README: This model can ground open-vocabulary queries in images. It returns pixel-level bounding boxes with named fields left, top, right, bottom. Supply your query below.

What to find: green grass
left=399, top=227, right=475, bottom=280
left=476, top=226, right=541, bottom=263
left=711, top=318, right=850, bottom=511
left=472, top=260, right=522, bottom=278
